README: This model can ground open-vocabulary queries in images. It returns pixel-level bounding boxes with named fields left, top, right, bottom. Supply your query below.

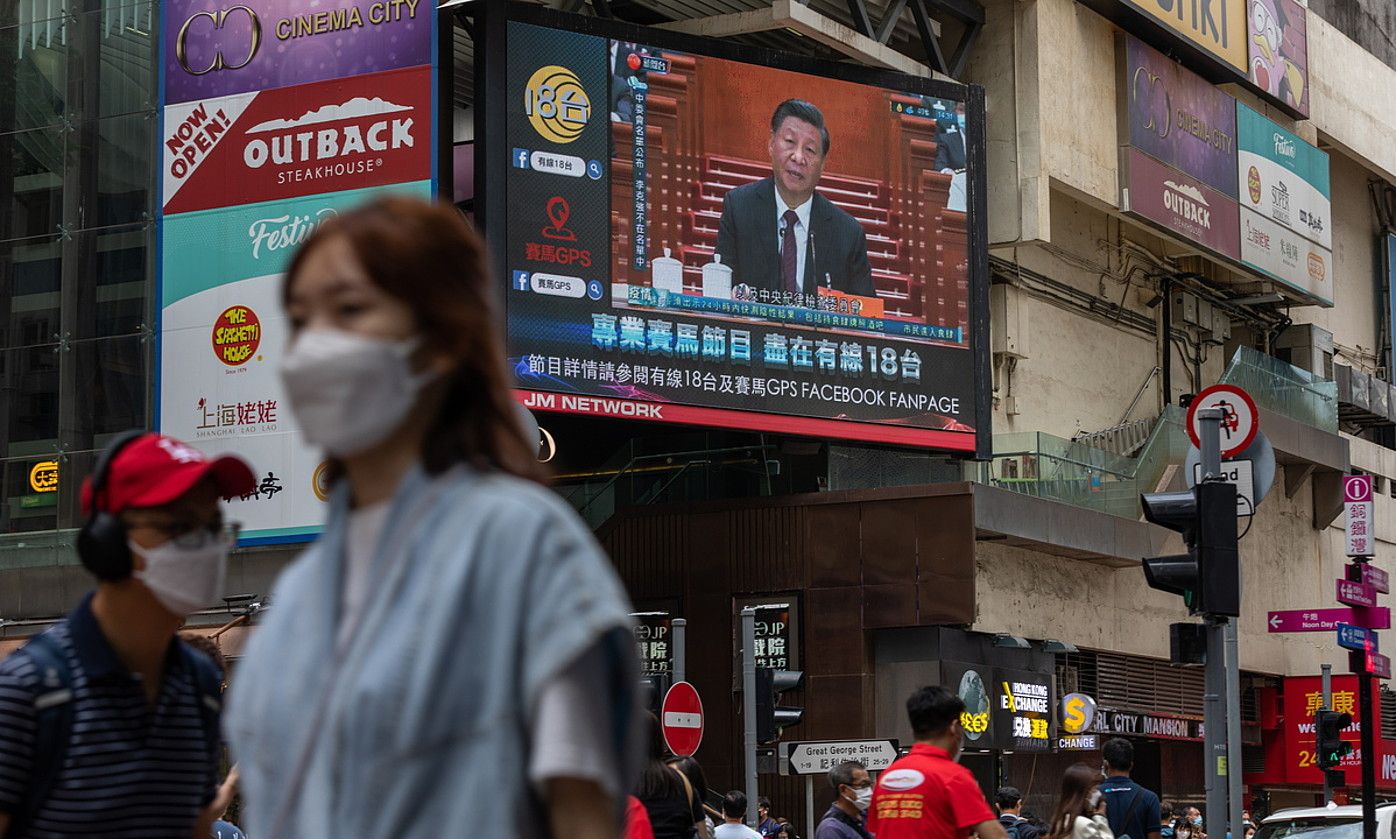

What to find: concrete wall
left=1308, top=0, right=1396, bottom=77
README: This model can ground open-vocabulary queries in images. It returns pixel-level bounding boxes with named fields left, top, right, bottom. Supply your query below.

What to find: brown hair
left=283, top=196, right=545, bottom=482
left=1046, top=763, right=1100, bottom=839
left=180, top=632, right=227, bottom=680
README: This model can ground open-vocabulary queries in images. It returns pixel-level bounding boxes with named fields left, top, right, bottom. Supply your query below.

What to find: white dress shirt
left=776, top=195, right=814, bottom=292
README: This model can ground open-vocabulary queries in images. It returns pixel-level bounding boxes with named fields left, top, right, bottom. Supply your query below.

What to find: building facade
left=4, top=0, right=1396, bottom=827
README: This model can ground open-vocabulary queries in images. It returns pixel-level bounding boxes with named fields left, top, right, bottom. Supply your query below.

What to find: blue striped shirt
left=0, top=595, right=218, bottom=838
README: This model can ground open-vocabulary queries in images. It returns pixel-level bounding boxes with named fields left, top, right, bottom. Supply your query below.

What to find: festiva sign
left=163, top=0, right=432, bottom=106
left=162, top=66, right=433, bottom=215
left=1236, top=102, right=1329, bottom=249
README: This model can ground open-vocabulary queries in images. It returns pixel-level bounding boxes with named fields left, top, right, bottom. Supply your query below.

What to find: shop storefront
left=1247, top=674, right=1396, bottom=808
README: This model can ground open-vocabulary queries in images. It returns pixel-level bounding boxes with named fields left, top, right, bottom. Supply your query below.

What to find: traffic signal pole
left=1322, top=663, right=1332, bottom=802
left=1361, top=672, right=1375, bottom=839
left=1225, top=618, right=1243, bottom=839
left=741, top=606, right=759, bottom=828
left=1198, top=409, right=1229, bottom=839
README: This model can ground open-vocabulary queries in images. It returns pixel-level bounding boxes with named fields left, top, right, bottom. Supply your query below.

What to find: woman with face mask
left=224, top=197, right=642, bottom=839
left=1046, top=763, right=1114, bottom=839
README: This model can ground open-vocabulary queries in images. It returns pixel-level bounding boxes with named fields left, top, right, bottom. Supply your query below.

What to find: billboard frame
left=470, top=0, right=992, bottom=459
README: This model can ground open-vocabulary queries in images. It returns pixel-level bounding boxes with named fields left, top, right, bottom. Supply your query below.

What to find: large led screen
left=480, top=8, right=988, bottom=452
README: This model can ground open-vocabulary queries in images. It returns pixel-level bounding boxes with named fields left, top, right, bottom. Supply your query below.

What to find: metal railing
left=1220, top=345, right=1338, bottom=432
left=966, top=346, right=1336, bottom=519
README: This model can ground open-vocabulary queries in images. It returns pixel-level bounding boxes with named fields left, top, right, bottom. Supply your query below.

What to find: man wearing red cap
left=0, top=432, right=255, bottom=838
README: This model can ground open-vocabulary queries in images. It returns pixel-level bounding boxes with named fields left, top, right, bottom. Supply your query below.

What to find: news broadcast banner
left=492, top=13, right=987, bottom=452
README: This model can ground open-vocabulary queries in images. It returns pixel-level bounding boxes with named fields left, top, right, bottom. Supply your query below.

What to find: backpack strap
left=6, top=633, right=76, bottom=839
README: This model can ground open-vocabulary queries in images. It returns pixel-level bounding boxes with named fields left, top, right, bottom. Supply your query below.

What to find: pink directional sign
left=1268, top=607, right=1392, bottom=632
left=1354, top=563, right=1391, bottom=594
left=1338, top=579, right=1379, bottom=608
left=1369, top=652, right=1392, bottom=679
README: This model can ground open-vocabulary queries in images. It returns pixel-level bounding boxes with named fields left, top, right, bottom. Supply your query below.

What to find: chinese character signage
left=1346, top=474, right=1375, bottom=558
left=1236, top=102, right=1330, bottom=304
left=156, top=0, right=437, bottom=542
left=490, top=12, right=989, bottom=453
left=995, top=670, right=1052, bottom=752
left=633, top=613, right=674, bottom=674
left=940, top=661, right=1053, bottom=751
left=1282, top=675, right=1365, bottom=778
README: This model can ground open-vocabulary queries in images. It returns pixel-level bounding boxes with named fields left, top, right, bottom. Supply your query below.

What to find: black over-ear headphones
left=77, top=430, right=149, bottom=581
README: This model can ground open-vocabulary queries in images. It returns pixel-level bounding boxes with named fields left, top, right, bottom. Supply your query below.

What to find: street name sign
left=1337, top=623, right=1379, bottom=653
left=1186, top=384, right=1259, bottom=459
left=779, top=739, right=899, bottom=776
left=1268, top=608, right=1392, bottom=632
left=660, top=681, right=704, bottom=757
left=1338, top=579, right=1379, bottom=609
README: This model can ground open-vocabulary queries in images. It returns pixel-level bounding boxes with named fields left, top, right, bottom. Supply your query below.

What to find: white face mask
left=129, top=534, right=231, bottom=616
left=845, top=786, right=873, bottom=812
left=279, top=328, right=438, bottom=458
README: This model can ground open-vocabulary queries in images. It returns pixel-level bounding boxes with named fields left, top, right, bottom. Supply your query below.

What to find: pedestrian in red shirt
left=867, top=686, right=1010, bottom=839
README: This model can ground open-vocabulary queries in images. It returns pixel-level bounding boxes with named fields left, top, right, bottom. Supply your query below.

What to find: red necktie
left=781, top=209, right=799, bottom=295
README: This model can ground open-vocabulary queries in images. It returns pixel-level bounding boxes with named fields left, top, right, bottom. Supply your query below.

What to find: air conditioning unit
left=1274, top=323, right=1334, bottom=379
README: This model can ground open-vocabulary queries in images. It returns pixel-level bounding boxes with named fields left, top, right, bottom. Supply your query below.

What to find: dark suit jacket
left=714, top=177, right=875, bottom=298
left=934, top=123, right=966, bottom=171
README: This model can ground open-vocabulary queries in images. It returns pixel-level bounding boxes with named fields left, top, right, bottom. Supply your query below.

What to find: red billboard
left=1247, top=675, right=1396, bottom=790
left=1121, top=147, right=1240, bottom=260
left=162, top=66, right=434, bottom=216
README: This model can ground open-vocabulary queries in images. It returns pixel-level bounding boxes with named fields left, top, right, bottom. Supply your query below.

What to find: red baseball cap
left=81, top=433, right=257, bottom=515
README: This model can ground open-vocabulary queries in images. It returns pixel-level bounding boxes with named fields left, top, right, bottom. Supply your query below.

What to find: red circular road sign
left=661, top=681, right=704, bottom=757
left=1186, top=384, right=1259, bottom=459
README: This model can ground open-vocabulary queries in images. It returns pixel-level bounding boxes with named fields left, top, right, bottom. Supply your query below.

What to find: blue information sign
left=1337, top=622, right=1378, bottom=653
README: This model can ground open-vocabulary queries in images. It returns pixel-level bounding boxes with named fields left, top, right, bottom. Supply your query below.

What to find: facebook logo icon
left=512, top=271, right=530, bottom=292
left=512, top=148, right=531, bottom=169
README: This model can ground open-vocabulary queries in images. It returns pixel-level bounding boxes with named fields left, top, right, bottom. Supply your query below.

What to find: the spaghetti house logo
left=162, top=65, right=433, bottom=215
left=213, top=305, right=262, bottom=366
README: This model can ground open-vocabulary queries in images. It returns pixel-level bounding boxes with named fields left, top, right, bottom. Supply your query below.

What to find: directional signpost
left=1337, top=623, right=1378, bottom=653
left=1342, top=474, right=1379, bottom=839
left=779, top=739, right=899, bottom=830
left=1268, top=608, right=1392, bottom=633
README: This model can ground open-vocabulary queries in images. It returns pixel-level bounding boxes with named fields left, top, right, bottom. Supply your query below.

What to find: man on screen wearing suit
left=715, top=99, right=876, bottom=300
left=935, top=101, right=969, bottom=212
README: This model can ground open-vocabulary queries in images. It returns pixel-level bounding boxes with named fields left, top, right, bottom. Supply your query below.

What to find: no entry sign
left=661, top=681, right=704, bottom=757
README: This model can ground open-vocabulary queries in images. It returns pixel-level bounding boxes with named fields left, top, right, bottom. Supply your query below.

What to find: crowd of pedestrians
left=0, top=195, right=1219, bottom=839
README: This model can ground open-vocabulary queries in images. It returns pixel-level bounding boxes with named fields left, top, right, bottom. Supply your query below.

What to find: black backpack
left=4, top=632, right=223, bottom=839
left=1003, top=815, right=1025, bottom=839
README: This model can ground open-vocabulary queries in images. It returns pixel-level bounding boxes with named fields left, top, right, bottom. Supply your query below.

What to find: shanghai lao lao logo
left=524, top=65, right=591, bottom=144
left=212, top=305, right=262, bottom=366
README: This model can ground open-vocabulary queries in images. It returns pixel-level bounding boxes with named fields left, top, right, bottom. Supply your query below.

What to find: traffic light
left=1316, top=709, right=1354, bottom=768
left=1140, top=481, right=1238, bottom=616
left=754, top=666, right=804, bottom=743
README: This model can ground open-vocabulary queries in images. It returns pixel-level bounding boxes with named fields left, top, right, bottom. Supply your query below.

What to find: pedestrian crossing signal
left=1316, top=709, right=1354, bottom=768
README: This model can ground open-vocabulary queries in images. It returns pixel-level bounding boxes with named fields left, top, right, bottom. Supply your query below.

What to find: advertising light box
left=157, top=0, right=439, bottom=543
left=477, top=5, right=990, bottom=454
left=1236, top=102, right=1331, bottom=305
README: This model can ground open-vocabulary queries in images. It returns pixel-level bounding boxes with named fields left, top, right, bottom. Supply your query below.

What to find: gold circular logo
left=312, top=461, right=332, bottom=502
left=524, top=65, right=591, bottom=144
